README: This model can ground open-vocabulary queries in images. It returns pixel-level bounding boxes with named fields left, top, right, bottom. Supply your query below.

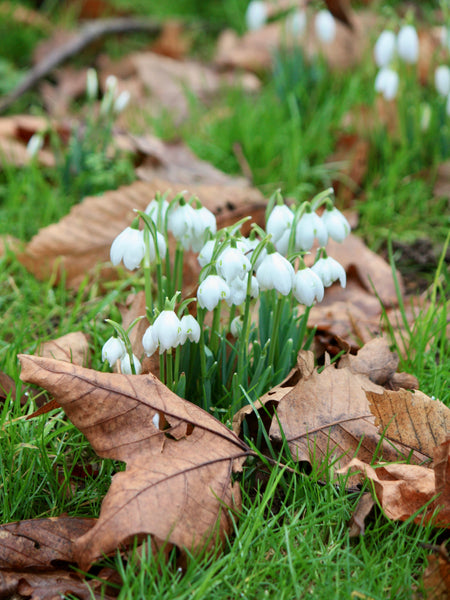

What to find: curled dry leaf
left=37, top=331, right=90, bottom=366
left=19, top=355, right=249, bottom=571
left=348, top=493, right=374, bottom=538
left=422, top=551, right=450, bottom=600
left=368, top=389, right=450, bottom=458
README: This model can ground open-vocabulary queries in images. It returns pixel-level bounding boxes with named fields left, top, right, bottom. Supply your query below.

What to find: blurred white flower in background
left=245, top=1, right=267, bottom=31
left=315, top=10, right=336, bottom=44
left=397, top=25, right=419, bottom=64
left=375, top=67, right=399, bottom=101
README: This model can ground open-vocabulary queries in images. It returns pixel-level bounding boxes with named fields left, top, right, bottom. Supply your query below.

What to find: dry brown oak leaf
left=19, top=355, right=249, bottom=572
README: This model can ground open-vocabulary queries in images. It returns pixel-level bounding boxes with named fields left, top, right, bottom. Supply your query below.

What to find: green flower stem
left=268, top=294, right=284, bottom=368
left=174, top=345, right=181, bottom=388
left=237, top=272, right=254, bottom=391
left=166, top=352, right=174, bottom=390
left=210, top=304, right=222, bottom=355
left=173, top=244, right=184, bottom=297
left=197, top=307, right=209, bottom=410
left=159, top=353, right=165, bottom=386
left=143, top=229, right=153, bottom=320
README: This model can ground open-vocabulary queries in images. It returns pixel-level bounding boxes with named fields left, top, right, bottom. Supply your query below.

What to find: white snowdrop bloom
left=256, top=252, right=294, bottom=296
left=245, top=1, right=267, bottom=31
left=191, top=206, right=217, bottom=252
left=274, top=228, right=291, bottom=256
left=374, top=67, right=399, bottom=101
left=145, top=198, right=169, bottom=230
left=102, top=336, right=126, bottom=367
left=114, top=90, right=131, bottom=114
left=168, top=202, right=196, bottom=248
left=295, top=211, right=328, bottom=251
left=217, top=247, right=251, bottom=283
left=179, top=315, right=201, bottom=344
left=142, top=325, right=159, bottom=357
left=227, top=277, right=247, bottom=306
left=152, top=310, right=183, bottom=353
left=311, top=256, right=346, bottom=288
left=105, top=75, right=118, bottom=93
left=26, top=133, right=44, bottom=157
left=121, top=353, right=142, bottom=375
left=198, top=239, right=216, bottom=268
left=374, top=30, right=396, bottom=67
left=245, top=237, right=267, bottom=270
left=397, top=25, right=419, bottom=64
left=197, top=275, right=231, bottom=311
left=288, top=9, right=307, bottom=37
left=321, top=207, right=351, bottom=243
left=152, top=413, right=160, bottom=429
left=86, top=68, right=98, bottom=100
left=315, top=10, right=336, bottom=44
left=420, top=103, right=431, bottom=132
left=435, top=65, right=450, bottom=97
left=292, top=268, right=324, bottom=306
left=250, top=275, right=259, bottom=298
left=110, top=227, right=145, bottom=270
left=230, top=316, right=243, bottom=337
left=266, top=204, right=294, bottom=244
left=100, top=75, right=118, bottom=115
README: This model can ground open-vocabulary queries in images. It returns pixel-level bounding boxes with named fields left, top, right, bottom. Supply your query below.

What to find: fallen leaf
left=38, top=332, right=90, bottom=366
left=18, top=179, right=265, bottom=286
left=19, top=355, right=250, bottom=570
left=328, top=133, right=370, bottom=205
left=151, top=21, right=190, bottom=59
left=434, top=160, right=450, bottom=200
left=338, top=338, right=398, bottom=386
left=0, top=371, right=17, bottom=402
left=422, top=547, right=450, bottom=599
left=348, top=493, right=374, bottom=537
left=368, top=389, right=450, bottom=458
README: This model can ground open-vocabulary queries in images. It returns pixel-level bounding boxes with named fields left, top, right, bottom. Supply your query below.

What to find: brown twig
left=0, top=17, right=162, bottom=114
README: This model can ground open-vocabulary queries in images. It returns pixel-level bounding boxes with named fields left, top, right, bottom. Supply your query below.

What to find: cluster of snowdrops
left=101, top=189, right=350, bottom=412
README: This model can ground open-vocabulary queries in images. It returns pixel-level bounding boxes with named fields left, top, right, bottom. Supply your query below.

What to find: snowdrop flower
left=100, top=75, right=118, bottom=115
left=152, top=310, right=183, bottom=353
left=168, top=202, right=196, bottom=247
left=179, top=315, right=201, bottom=344
left=102, top=336, right=126, bottom=367
left=321, top=207, right=351, bottom=243
left=197, top=275, right=230, bottom=311
left=295, top=210, right=328, bottom=251
left=86, top=68, right=98, bottom=100
left=145, top=198, right=169, bottom=230
left=292, top=268, right=324, bottom=306
left=226, top=275, right=259, bottom=306
left=287, top=9, right=307, bottom=37
left=315, top=10, right=336, bottom=44
left=245, top=237, right=267, bottom=270
left=114, top=90, right=131, bottom=114
left=245, top=1, right=267, bottom=31
left=256, top=251, right=294, bottom=296
left=198, top=239, right=216, bottom=268
left=191, top=206, right=217, bottom=252
left=110, top=227, right=145, bottom=270
left=311, top=256, right=346, bottom=288
left=217, top=247, right=251, bottom=283
left=420, top=103, right=431, bottom=132
left=374, top=67, right=399, bottom=101
left=142, top=325, right=159, bottom=357
left=266, top=204, right=294, bottom=243
left=397, top=25, right=419, bottom=64
left=26, top=133, right=44, bottom=158
left=374, top=30, right=396, bottom=67
left=121, top=353, right=142, bottom=375
left=230, top=316, right=243, bottom=337
left=435, top=65, right=450, bottom=97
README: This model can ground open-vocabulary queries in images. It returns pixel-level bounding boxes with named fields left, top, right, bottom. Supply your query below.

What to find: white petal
left=142, top=326, right=158, bottom=357
left=102, top=337, right=126, bottom=367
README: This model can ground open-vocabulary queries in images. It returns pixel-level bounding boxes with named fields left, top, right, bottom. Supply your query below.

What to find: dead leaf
left=328, top=133, right=369, bottom=205
left=19, top=355, right=250, bottom=570
left=18, top=179, right=265, bottom=287
left=338, top=338, right=398, bottom=386
left=348, top=493, right=374, bottom=537
left=38, top=332, right=90, bottom=366
left=368, top=389, right=450, bottom=458
left=338, top=438, right=450, bottom=526
left=324, top=0, right=353, bottom=29
left=434, top=160, right=450, bottom=200
left=151, top=21, right=190, bottom=60
left=0, top=371, right=17, bottom=402
left=422, top=551, right=450, bottom=600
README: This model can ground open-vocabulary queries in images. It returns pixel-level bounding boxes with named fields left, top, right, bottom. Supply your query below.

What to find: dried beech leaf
left=37, top=332, right=90, bottom=366
left=338, top=338, right=398, bottom=386
left=0, top=517, right=96, bottom=569
left=422, top=552, right=450, bottom=600
left=368, top=389, right=450, bottom=458
left=19, top=356, right=249, bottom=570
left=348, top=493, right=374, bottom=537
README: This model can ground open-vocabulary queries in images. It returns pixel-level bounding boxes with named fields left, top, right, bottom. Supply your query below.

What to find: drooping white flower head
left=114, top=90, right=131, bottom=114
left=142, top=325, right=159, bottom=357
left=102, top=336, right=126, bottom=367
left=145, top=198, right=169, bottom=229
left=168, top=202, right=196, bottom=249
left=311, top=256, right=346, bottom=288
left=287, top=9, right=307, bottom=37
left=26, top=133, right=44, bottom=158
left=374, top=67, right=399, bottom=101
left=152, top=310, right=183, bottom=354
left=245, top=237, right=267, bottom=270
left=295, top=210, right=328, bottom=251
left=197, top=275, right=231, bottom=311
left=198, top=239, right=216, bottom=268
left=121, top=353, right=142, bottom=375
left=256, top=251, right=294, bottom=296
left=292, top=268, right=324, bottom=306
left=397, top=25, right=419, bottom=64
left=374, top=30, right=397, bottom=67
left=100, top=75, right=118, bottom=115
left=245, top=1, right=267, bottom=31
left=226, top=275, right=259, bottom=306
left=86, top=68, right=98, bottom=100
left=217, top=246, right=251, bottom=283
left=179, top=315, right=201, bottom=344
left=315, top=10, right=336, bottom=44
left=435, top=65, right=450, bottom=97
left=266, top=204, right=294, bottom=243
left=191, top=206, right=217, bottom=252
left=321, top=207, right=351, bottom=243
left=110, top=227, right=145, bottom=270
left=230, top=316, right=243, bottom=337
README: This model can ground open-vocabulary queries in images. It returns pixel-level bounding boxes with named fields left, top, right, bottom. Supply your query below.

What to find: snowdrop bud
left=198, top=239, right=216, bottom=268
left=266, top=204, right=294, bottom=243
left=179, top=315, right=201, bottom=344
left=288, top=9, right=307, bottom=37
left=321, top=207, right=351, bottom=243
left=420, top=103, right=431, bottom=132
left=374, top=30, right=396, bottom=67
left=230, top=316, right=243, bottom=337
left=397, top=25, right=419, bottom=64
left=105, top=75, right=118, bottom=93
left=374, top=68, right=399, bottom=101
left=295, top=211, right=328, bottom=251
left=311, top=256, right=346, bottom=288
left=26, top=133, right=44, bottom=157
left=153, top=310, right=183, bottom=353
left=256, top=252, right=294, bottom=296
left=191, top=206, right=217, bottom=252
left=86, top=68, right=98, bottom=100
left=145, top=198, right=169, bottom=227
left=102, top=337, right=126, bottom=367
left=110, top=227, right=145, bottom=270
left=152, top=413, right=160, bottom=429
left=100, top=75, right=118, bottom=115
left=197, top=275, right=230, bottom=311
left=315, top=10, right=336, bottom=44
left=217, top=247, right=251, bottom=283
left=121, top=353, right=142, bottom=375
left=435, top=65, right=450, bottom=97
left=245, top=1, right=267, bottom=31
left=142, top=325, right=158, bottom=357
left=114, top=90, right=131, bottom=114
left=292, top=268, right=324, bottom=306
left=168, top=202, right=196, bottom=249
